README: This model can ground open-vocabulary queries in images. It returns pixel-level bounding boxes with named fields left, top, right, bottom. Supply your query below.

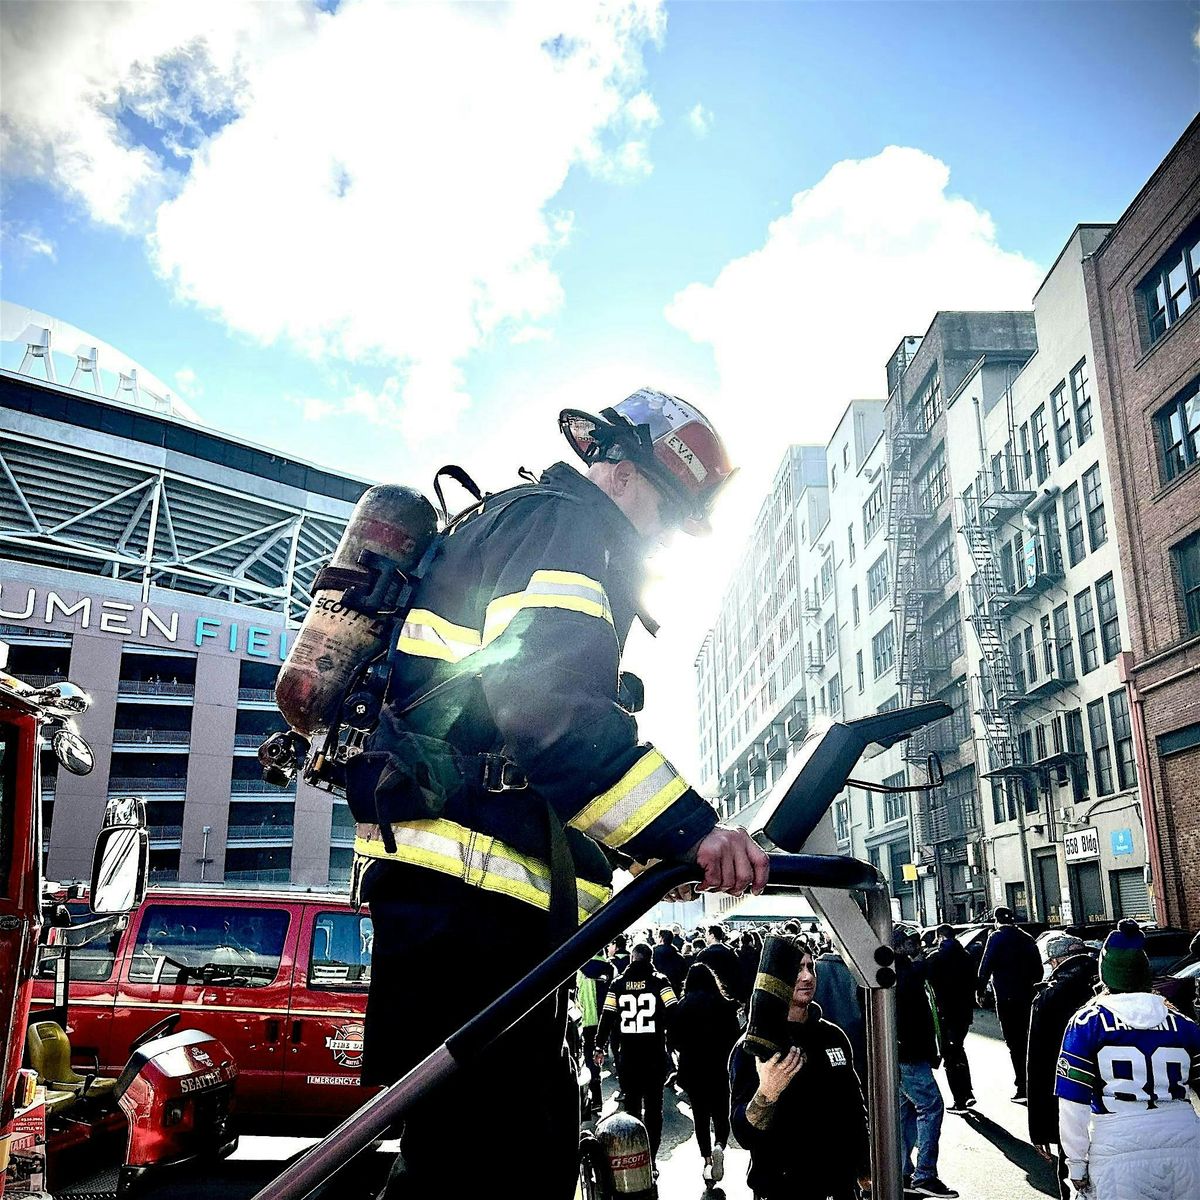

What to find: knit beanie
left=1099, top=919, right=1153, bottom=993
left=744, top=935, right=806, bottom=1060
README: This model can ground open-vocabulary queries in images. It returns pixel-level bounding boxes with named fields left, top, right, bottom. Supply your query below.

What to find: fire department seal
left=324, top=1021, right=365, bottom=1069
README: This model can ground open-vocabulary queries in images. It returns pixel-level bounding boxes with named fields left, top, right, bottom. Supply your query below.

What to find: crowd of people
left=575, top=913, right=1200, bottom=1199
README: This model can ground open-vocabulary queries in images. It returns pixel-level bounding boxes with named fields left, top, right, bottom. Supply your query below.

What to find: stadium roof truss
left=0, top=431, right=346, bottom=623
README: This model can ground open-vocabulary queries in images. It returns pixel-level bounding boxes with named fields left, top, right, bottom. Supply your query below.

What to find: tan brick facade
left=1083, top=115, right=1200, bottom=927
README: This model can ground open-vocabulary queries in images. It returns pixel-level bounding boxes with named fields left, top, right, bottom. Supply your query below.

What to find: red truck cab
left=31, top=888, right=376, bottom=1133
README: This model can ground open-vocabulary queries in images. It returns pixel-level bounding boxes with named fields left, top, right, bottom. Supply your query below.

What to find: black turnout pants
left=362, top=863, right=578, bottom=1200
left=683, top=1072, right=730, bottom=1160
left=616, top=1051, right=667, bottom=1162
left=994, top=991, right=1033, bottom=1093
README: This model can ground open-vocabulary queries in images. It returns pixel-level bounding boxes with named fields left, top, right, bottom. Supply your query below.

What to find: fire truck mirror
left=90, top=826, right=149, bottom=916
left=53, top=728, right=95, bottom=776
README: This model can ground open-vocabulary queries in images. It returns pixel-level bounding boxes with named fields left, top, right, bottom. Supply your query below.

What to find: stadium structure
left=0, top=302, right=368, bottom=888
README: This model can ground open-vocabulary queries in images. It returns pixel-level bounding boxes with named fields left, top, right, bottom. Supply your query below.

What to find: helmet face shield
left=559, top=388, right=735, bottom=536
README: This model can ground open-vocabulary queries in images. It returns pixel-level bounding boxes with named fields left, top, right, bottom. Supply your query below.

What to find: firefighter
left=594, top=942, right=678, bottom=1173
left=350, top=390, right=769, bottom=1200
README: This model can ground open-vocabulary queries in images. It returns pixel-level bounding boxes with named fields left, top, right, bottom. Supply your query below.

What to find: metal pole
left=864, top=884, right=902, bottom=1200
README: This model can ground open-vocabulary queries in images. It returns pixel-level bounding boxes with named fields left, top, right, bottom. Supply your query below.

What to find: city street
left=137, top=1010, right=1058, bottom=1200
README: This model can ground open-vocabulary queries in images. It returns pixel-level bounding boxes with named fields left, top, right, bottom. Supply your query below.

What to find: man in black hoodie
left=652, top=927, right=687, bottom=996
left=925, top=924, right=976, bottom=1113
left=977, top=907, right=1043, bottom=1101
left=1025, top=934, right=1097, bottom=1200
left=730, top=939, right=869, bottom=1200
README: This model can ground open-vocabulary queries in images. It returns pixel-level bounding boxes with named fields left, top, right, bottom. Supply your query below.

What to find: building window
left=1053, top=601, right=1075, bottom=681
left=1095, top=573, right=1121, bottom=662
left=1075, top=588, right=1099, bottom=674
left=1070, top=359, right=1094, bottom=445
left=852, top=585, right=861, bottom=627
left=1107, top=689, right=1136, bottom=791
left=917, top=372, right=943, bottom=433
left=1082, top=464, right=1107, bottom=551
left=824, top=615, right=837, bottom=659
left=1063, top=482, right=1085, bottom=566
left=820, top=556, right=834, bottom=598
left=829, top=674, right=841, bottom=716
left=1154, top=376, right=1200, bottom=483
left=831, top=464, right=838, bottom=491
left=883, top=771, right=907, bottom=822
left=1139, top=220, right=1200, bottom=345
left=1174, top=529, right=1200, bottom=635
left=915, top=446, right=949, bottom=512
left=835, top=799, right=849, bottom=842
left=867, top=553, right=890, bottom=609
left=848, top=523, right=856, bottom=564
left=1019, top=422, right=1033, bottom=483
left=863, top=483, right=885, bottom=542
left=1053, top=381, right=1073, bottom=464
left=872, top=622, right=895, bottom=678
left=922, top=522, right=956, bottom=588
left=1087, top=697, right=1114, bottom=796
left=928, top=596, right=963, bottom=666
left=856, top=650, right=865, bottom=692
left=1031, top=404, right=1051, bottom=484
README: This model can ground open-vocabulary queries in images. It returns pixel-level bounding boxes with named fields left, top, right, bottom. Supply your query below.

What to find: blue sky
left=2, top=0, right=1197, bottom=773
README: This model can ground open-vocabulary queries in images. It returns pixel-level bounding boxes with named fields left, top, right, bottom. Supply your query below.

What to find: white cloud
left=666, top=146, right=1041, bottom=473
left=1194, top=23, right=1200, bottom=51
left=686, top=103, right=713, bottom=137
left=173, top=365, right=198, bottom=393
left=1, top=0, right=667, bottom=438
left=0, top=221, right=57, bottom=262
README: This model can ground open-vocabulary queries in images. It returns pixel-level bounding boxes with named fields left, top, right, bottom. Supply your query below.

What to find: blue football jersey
left=1055, top=998, right=1200, bottom=1115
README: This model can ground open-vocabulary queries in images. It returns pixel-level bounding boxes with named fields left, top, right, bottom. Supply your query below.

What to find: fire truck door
left=113, top=900, right=297, bottom=1113
left=284, top=905, right=375, bottom=1119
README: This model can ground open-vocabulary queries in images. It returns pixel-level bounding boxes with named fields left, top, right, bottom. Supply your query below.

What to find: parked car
left=31, top=886, right=376, bottom=1134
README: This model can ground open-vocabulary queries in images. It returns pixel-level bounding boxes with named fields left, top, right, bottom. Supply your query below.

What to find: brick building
left=1083, top=116, right=1200, bottom=927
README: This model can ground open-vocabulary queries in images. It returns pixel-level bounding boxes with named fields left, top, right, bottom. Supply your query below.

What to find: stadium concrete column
left=180, top=651, right=238, bottom=883
left=292, top=779, right=333, bottom=886
left=51, top=630, right=122, bottom=881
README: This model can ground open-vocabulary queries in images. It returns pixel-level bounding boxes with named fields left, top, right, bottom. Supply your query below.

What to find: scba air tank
left=275, top=485, right=438, bottom=737
left=596, top=1110, right=655, bottom=1197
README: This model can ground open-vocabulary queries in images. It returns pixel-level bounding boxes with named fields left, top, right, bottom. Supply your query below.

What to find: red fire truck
left=0, top=645, right=238, bottom=1196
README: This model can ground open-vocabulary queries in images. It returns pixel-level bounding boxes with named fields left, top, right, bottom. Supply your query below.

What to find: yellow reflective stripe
left=661, top=985, right=678, bottom=1006
left=482, top=572, right=614, bottom=646
left=397, top=608, right=482, bottom=663
left=353, top=821, right=609, bottom=923
left=603, top=992, right=618, bottom=1011
left=568, top=749, right=688, bottom=849
left=754, top=972, right=794, bottom=1003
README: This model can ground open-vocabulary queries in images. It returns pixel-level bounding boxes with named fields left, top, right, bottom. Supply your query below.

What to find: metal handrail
left=238, top=687, right=276, bottom=702
left=148, top=824, right=184, bottom=840
left=108, top=776, right=187, bottom=793
left=224, top=869, right=292, bottom=883
left=117, top=680, right=195, bottom=697
left=231, top=779, right=296, bottom=794
left=251, top=854, right=895, bottom=1200
left=227, top=824, right=295, bottom=841
left=113, top=728, right=192, bottom=746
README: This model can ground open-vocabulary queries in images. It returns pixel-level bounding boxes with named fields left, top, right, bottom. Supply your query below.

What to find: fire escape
left=959, top=447, right=1032, bottom=776
left=887, top=404, right=937, bottom=707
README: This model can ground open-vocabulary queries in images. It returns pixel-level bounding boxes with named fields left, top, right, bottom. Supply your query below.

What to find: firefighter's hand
left=687, top=825, right=769, bottom=895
